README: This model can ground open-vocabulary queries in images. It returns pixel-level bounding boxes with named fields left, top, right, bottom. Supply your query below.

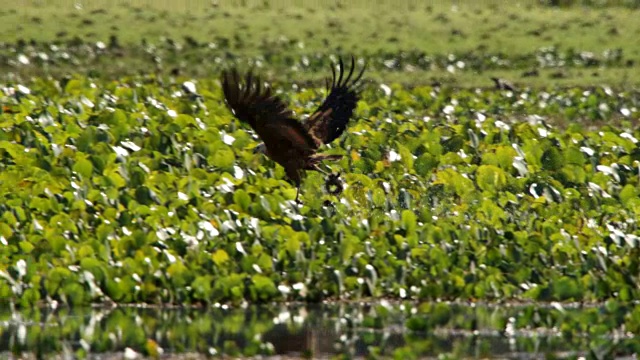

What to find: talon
left=324, top=172, right=344, bottom=196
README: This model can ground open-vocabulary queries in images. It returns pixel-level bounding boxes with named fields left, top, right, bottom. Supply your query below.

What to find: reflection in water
left=0, top=302, right=637, bottom=358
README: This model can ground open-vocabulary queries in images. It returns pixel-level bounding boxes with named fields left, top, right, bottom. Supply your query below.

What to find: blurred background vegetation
left=1, top=0, right=639, bottom=87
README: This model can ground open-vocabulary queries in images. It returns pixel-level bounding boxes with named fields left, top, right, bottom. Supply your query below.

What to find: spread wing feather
left=304, top=56, right=366, bottom=146
left=221, top=68, right=319, bottom=153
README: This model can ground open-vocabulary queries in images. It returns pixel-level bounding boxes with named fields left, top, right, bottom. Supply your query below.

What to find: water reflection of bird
left=221, top=56, right=366, bottom=203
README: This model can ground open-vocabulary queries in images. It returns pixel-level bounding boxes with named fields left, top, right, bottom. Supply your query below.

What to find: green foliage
left=1, top=58, right=640, bottom=311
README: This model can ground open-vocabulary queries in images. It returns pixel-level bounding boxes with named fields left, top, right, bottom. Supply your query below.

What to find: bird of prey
left=221, top=56, right=366, bottom=203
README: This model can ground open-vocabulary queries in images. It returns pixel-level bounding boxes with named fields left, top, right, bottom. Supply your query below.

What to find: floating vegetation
left=1, top=75, right=639, bottom=306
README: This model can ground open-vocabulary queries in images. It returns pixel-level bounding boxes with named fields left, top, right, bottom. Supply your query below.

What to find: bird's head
left=253, top=142, right=267, bottom=155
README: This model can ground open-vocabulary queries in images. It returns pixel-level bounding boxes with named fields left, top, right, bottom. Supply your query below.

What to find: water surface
left=1, top=301, right=637, bottom=359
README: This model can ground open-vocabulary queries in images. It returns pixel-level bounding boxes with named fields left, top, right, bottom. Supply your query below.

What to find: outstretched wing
left=304, top=56, right=366, bottom=146
left=221, top=68, right=319, bottom=156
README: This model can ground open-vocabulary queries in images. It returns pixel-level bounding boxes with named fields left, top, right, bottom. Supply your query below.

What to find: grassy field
left=1, top=0, right=640, bottom=87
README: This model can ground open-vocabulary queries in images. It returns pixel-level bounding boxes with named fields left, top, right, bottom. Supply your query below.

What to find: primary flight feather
left=221, top=56, right=366, bottom=203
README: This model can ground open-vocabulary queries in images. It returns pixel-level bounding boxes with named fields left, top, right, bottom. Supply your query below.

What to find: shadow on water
left=1, top=301, right=639, bottom=359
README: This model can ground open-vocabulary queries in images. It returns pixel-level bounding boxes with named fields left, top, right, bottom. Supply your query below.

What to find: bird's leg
left=295, top=186, right=302, bottom=205
left=312, top=165, right=330, bottom=176
left=285, top=167, right=304, bottom=205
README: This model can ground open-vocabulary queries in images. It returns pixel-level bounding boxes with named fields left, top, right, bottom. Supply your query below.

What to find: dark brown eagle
left=221, top=56, right=366, bottom=203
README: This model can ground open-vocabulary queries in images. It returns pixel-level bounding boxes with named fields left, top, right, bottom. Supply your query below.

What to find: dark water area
left=1, top=301, right=638, bottom=359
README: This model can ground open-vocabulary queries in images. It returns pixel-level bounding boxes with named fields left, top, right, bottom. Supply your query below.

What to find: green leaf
left=44, top=267, right=72, bottom=296
left=479, top=199, right=506, bottom=225
left=192, top=275, right=213, bottom=301
left=285, top=234, right=301, bottom=256
left=19, top=241, right=35, bottom=253
left=73, top=157, right=94, bottom=178
left=166, top=261, right=189, bottom=287
left=340, top=235, right=358, bottom=263
left=413, top=153, right=438, bottom=176
left=397, top=143, right=414, bottom=169
left=0, top=141, right=25, bottom=162
left=541, top=147, right=564, bottom=171
left=64, top=79, right=83, bottom=94
left=372, top=188, right=386, bottom=207
left=552, top=276, right=582, bottom=301
left=0, top=222, right=13, bottom=238
left=211, top=149, right=235, bottom=172
left=251, top=275, right=277, bottom=301
left=129, top=166, right=147, bottom=187
left=476, top=165, right=507, bottom=192
left=495, top=146, right=517, bottom=170
left=174, top=114, right=196, bottom=128
left=212, top=249, right=230, bottom=266
left=63, top=282, right=87, bottom=305
left=233, top=189, right=251, bottom=212
left=619, top=184, right=637, bottom=206
left=401, top=210, right=417, bottom=234
left=2, top=211, right=17, bottom=226
left=80, top=257, right=107, bottom=283
left=105, top=168, right=126, bottom=188
left=565, top=146, right=586, bottom=165
left=434, top=168, right=475, bottom=198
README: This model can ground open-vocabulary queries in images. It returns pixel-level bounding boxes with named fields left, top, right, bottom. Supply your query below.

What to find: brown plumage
left=221, top=56, right=366, bottom=203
